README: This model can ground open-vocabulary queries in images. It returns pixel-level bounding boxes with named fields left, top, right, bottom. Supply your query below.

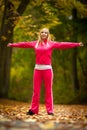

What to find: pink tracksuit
left=9, top=41, right=80, bottom=114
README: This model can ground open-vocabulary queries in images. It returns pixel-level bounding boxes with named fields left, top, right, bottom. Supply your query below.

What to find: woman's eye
left=41, top=32, right=48, bottom=34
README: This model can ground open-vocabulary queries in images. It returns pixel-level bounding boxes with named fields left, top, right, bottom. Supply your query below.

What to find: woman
left=8, top=28, right=83, bottom=115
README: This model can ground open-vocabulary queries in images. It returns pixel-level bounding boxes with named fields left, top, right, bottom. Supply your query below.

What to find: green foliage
left=9, top=48, right=35, bottom=102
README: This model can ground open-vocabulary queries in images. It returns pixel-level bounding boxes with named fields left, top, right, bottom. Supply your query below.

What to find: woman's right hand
left=7, top=43, right=12, bottom=47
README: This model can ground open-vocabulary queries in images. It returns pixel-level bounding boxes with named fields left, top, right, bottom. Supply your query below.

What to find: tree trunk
left=0, top=44, right=12, bottom=97
left=72, top=48, right=79, bottom=91
left=71, top=8, right=79, bottom=91
left=0, top=0, right=30, bottom=98
left=0, top=0, right=14, bottom=97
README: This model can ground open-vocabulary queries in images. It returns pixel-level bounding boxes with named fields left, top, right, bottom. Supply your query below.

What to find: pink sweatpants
left=30, top=69, right=53, bottom=114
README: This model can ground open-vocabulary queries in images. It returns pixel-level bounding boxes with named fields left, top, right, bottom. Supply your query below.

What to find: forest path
left=0, top=99, right=87, bottom=130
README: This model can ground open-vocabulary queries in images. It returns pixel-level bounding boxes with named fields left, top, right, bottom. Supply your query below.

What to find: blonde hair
left=35, top=28, right=51, bottom=48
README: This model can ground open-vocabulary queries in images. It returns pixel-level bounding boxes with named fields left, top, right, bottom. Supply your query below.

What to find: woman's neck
left=41, top=39, right=47, bottom=44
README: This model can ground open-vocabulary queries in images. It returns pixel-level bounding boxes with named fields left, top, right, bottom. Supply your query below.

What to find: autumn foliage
left=0, top=99, right=87, bottom=130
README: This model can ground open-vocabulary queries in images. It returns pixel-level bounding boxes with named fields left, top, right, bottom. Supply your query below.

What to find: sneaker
left=26, top=110, right=35, bottom=115
left=48, top=112, right=54, bottom=116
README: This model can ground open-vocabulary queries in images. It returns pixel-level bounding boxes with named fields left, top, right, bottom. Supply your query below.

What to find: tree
left=47, top=0, right=87, bottom=92
left=71, top=8, right=79, bottom=91
left=0, top=0, right=30, bottom=98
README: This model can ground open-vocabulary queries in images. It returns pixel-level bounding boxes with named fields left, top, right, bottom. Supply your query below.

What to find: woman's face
left=40, top=28, right=49, bottom=40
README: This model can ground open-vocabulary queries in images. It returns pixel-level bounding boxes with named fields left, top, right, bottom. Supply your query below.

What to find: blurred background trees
left=0, top=0, right=87, bottom=104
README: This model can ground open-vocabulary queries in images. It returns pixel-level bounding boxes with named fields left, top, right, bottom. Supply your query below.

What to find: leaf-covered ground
left=0, top=99, right=87, bottom=130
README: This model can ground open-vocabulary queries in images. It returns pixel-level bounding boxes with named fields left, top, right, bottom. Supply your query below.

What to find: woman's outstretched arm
left=7, top=41, right=37, bottom=48
left=51, top=41, right=83, bottom=49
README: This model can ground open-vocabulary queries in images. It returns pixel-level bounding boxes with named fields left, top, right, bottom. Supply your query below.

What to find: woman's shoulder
left=48, top=40, right=53, bottom=43
left=48, top=40, right=56, bottom=45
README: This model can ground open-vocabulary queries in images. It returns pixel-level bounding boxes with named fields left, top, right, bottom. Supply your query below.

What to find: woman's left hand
left=79, top=42, right=84, bottom=46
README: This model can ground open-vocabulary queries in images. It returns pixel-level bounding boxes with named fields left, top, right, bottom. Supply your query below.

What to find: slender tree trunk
left=71, top=8, right=79, bottom=91
left=72, top=48, right=79, bottom=91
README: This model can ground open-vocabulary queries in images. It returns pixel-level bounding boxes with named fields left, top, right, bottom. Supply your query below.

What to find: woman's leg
left=43, top=69, right=54, bottom=114
left=30, top=69, right=42, bottom=114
